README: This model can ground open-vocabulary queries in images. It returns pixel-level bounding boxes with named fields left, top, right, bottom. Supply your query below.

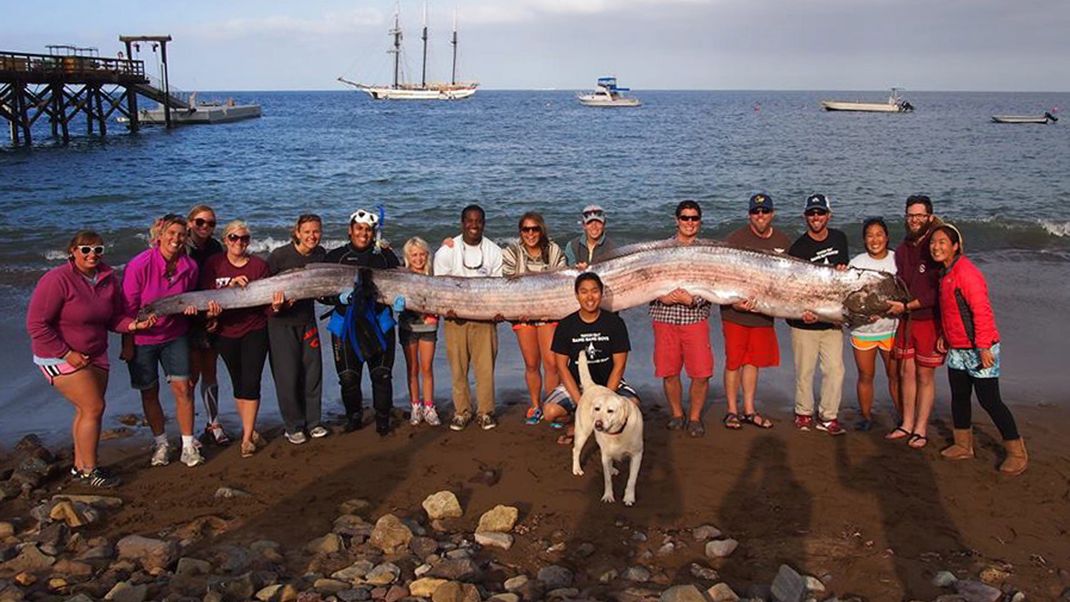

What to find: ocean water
left=2, top=90, right=1068, bottom=440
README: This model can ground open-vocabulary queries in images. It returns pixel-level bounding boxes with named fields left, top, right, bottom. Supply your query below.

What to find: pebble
left=426, top=558, right=481, bottom=581
left=487, top=594, right=520, bottom=602
left=104, top=581, right=148, bottom=602
left=979, top=566, right=1011, bottom=584
left=430, top=581, right=480, bottom=602
left=803, top=575, right=826, bottom=593
left=659, top=584, right=707, bottom=602
left=537, top=565, right=573, bottom=589
left=422, top=491, right=463, bottom=520
left=704, top=539, right=739, bottom=559
left=574, top=542, right=596, bottom=558
left=953, top=579, right=1003, bottom=602
left=598, top=569, right=619, bottom=583
left=410, top=577, right=449, bottom=597
left=692, top=525, right=723, bottom=541
left=706, top=583, right=740, bottom=602
left=771, top=564, right=806, bottom=602
left=313, top=578, right=351, bottom=594
left=474, top=531, right=514, bottom=550
left=305, top=533, right=344, bottom=555
left=932, top=570, right=958, bottom=587
left=503, top=575, right=529, bottom=591
left=689, top=563, right=719, bottom=581
left=624, top=566, right=651, bottom=582
left=657, top=542, right=675, bottom=556
left=333, top=560, right=375, bottom=582
left=174, top=556, right=212, bottom=577
left=115, top=535, right=177, bottom=572
left=363, top=562, right=400, bottom=586
left=370, top=514, right=414, bottom=554
left=0, top=522, right=14, bottom=538
left=213, top=486, right=252, bottom=499
left=476, top=505, right=519, bottom=533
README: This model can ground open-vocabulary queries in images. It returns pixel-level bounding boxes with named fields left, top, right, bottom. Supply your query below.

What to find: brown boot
left=940, top=429, right=974, bottom=460
left=1000, top=438, right=1028, bottom=475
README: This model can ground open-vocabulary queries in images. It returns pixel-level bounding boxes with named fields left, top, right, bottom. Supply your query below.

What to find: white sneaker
left=150, top=442, right=171, bottom=467
left=285, top=431, right=308, bottom=445
left=308, top=426, right=329, bottom=439
left=410, top=403, right=423, bottom=426
left=180, top=445, right=205, bottom=467
left=423, top=405, right=441, bottom=427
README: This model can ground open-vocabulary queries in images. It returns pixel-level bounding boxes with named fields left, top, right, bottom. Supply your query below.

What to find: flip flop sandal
left=741, top=413, right=773, bottom=429
left=549, top=421, right=564, bottom=430
left=885, top=427, right=911, bottom=440
left=722, top=413, right=742, bottom=430
left=556, top=433, right=575, bottom=446
left=908, top=434, right=929, bottom=449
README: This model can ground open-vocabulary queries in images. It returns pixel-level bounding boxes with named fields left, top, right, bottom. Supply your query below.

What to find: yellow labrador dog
left=571, top=352, right=644, bottom=506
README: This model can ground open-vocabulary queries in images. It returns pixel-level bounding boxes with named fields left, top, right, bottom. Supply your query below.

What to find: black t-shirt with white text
left=787, top=228, right=849, bottom=330
left=551, top=310, right=631, bottom=386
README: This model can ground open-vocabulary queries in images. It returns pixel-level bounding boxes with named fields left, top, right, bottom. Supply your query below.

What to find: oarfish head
left=843, top=272, right=910, bottom=329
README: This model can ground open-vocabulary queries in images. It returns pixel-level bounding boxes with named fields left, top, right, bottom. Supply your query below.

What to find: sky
left=4, top=0, right=1068, bottom=91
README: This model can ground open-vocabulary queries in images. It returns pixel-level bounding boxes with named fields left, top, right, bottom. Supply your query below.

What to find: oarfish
left=143, top=240, right=907, bottom=326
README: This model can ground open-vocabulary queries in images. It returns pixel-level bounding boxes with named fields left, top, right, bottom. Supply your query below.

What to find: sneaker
left=793, top=414, right=814, bottom=431
left=449, top=412, right=471, bottom=431
left=285, top=431, right=308, bottom=445
left=525, top=407, right=543, bottom=426
left=816, top=418, right=846, bottom=436
left=180, top=445, right=205, bottom=467
left=150, top=441, right=171, bottom=467
left=308, top=425, right=330, bottom=439
left=477, top=413, right=498, bottom=431
left=410, top=403, right=424, bottom=426
left=205, top=423, right=231, bottom=446
left=76, top=467, right=121, bottom=489
left=423, top=405, right=441, bottom=427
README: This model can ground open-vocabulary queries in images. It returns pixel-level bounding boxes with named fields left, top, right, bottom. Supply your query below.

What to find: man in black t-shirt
left=787, top=194, right=849, bottom=436
left=544, top=273, right=639, bottom=439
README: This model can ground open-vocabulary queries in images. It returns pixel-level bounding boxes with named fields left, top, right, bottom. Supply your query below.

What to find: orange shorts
left=652, top=320, right=714, bottom=379
left=893, top=318, right=945, bottom=368
left=850, top=335, right=894, bottom=352
left=722, top=320, right=780, bottom=370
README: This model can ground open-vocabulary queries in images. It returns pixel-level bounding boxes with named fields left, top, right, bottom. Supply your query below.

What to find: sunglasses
left=520, top=226, right=541, bottom=234
left=227, top=234, right=251, bottom=243
left=582, top=210, right=604, bottom=217
left=749, top=208, right=773, bottom=215
left=77, top=245, right=105, bottom=256
left=805, top=209, right=829, bottom=217
left=677, top=215, right=701, bottom=222
left=193, top=218, right=217, bottom=228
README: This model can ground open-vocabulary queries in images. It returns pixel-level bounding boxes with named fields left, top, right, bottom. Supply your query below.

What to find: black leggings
left=331, top=328, right=396, bottom=422
left=217, top=328, right=269, bottom=399
left=948, top=368, right=1019, bottom=440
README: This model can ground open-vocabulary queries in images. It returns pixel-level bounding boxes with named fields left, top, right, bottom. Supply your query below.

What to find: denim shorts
left=128, top=335, right=191, bottom=390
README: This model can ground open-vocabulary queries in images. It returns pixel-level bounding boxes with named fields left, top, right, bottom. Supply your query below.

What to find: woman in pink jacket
left=931, top=224, right=1026, bottom=475
left=27, top=231, right=155, bottom=488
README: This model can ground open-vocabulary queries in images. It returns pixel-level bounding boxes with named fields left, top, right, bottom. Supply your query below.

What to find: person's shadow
left=835, top=433, right=965, bottom=599
left=718, top=434, right=811, bottom=591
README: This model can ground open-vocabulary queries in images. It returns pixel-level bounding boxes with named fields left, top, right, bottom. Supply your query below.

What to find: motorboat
left=578, top=77, right=641, bottom=107
left=821, top=88, right=914, bottom=113
left=991, top=112, right=1058, bottom=124
left=119, top=94, right=261, bottom=125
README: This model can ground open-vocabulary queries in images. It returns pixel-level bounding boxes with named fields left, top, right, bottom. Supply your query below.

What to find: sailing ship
left=338, top=4, right=477, bottom=101
left=820, top=88, right=914, bottom=113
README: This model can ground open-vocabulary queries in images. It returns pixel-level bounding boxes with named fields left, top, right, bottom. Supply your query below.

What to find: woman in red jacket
left=930, top=224, right=1026, bottom=475
left=27, top=231, right=155, bottom=487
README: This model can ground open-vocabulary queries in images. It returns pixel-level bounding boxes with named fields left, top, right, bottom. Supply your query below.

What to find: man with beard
left=885, top=195, right=945, bottom=449
left=324, top=209, right=401, bottom=436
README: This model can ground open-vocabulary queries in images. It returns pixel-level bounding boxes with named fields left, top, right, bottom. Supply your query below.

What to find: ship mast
left=388, top=5, right=402, bottom=89
left=450, top=9, right=458, bottom=85
left=420, top=2, right=429, bottom=88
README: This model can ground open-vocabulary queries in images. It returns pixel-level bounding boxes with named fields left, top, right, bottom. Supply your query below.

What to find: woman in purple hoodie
left=27, top=231, right=156, bottom=488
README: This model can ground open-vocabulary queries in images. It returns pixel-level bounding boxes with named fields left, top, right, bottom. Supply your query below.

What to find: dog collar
left=604, top=417, right=628, bottom=436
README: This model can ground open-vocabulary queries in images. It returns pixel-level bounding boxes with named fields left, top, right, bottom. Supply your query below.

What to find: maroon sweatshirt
left=27, top=262, right=132, bottom=360
left=894, top=225, right=941, bottom=321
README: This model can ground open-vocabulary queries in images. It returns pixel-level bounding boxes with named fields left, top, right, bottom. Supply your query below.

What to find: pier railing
left=0, top=50, right=145, bottom=79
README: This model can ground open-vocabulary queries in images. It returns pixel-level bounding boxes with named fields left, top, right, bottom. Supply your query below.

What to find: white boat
left=338, top=3, right=477, bottom=101
left=821, top=88, right=914, bottom=113
left=991, top=112, right=1058, bottom=124
left=578, top=77, right=641, bottom=107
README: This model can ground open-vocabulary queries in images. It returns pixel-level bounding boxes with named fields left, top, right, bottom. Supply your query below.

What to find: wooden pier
left=0, top=36, right=184, bottom=146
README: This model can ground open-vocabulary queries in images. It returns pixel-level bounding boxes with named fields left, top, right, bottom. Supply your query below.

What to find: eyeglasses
left=805, top=209, right=829, bottom=217
left=749, top=208, right=773, bottom=215
left=227, top=234, right=251, bottom=243
left=77, top=245, right=105, bottom=256
left=193, top=218, right=217, bottom=228
left=678, top=215, right=701, bottom=222
left=520, top=226, right=541, bottom=234
left=462, top=244, right=483, bottom=270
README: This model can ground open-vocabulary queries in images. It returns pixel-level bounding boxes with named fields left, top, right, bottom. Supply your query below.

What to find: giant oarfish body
left=144, top=240, right=907, bottom=325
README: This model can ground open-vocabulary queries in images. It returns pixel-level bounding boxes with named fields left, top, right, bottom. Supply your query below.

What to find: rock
left=214, top=486, right=252, bottom=499
left=370, top=514, right=413, bottom=554
left=100, top=428, right=133, bottom=440
left=251, top=540, right=284, bottom=562
left=364, top=562, right=400, bottom=586
left=51, top=494, right=124, bottom=509
left=474, top=531, right=513, bottom=550
left=35, top=522, right=69, bottom=549
left=15, top=434, right=55, bottom=463
left=431, top=581, right=480, bottom=602
left=47, top=577, right=68, bottom=592
left=256, top=584, right=283, bottom=601
left=573, top=542, right=595, bottom=559
left=932, top=571, right=958, bottom=588
left=333, top=560, right=376, bottom=582
left=334, top=515, right=374, bottom=537
left=659, top=585, right=706, bottom=602
left=10, top=468, right=45, bottom=489
left=305, top=533, right=344, bottom=555
left=706, top=583, right=739, bottom=602
left=339, top=498, right=372, bottom=515
left=13, top=572, right=35, bottom=587
left=803, top=575, right=826, bottom=594
left=692, top=525, right=722, bottom=541
left=116, top=535, right=176, bottom=572
left=256, top=583, right=300, bottom=602
left=598, top=569, right=619, bottom=583
left=546, top=587, right=579, bottom=599
left=78, top=542, right=115, bottom=561
left=689, top=563, right=719, bottom=581
left=422, top=492, right=463, bottom=521
left=771, top=564, right=806, bottom=602
left=175, top=557, right=212, bottom=577
left=631, top=531, right=648, bottom=542
left=51, top=559, right=93, bottom=577
left=49, top=500, right=96, bottom=528
left=953, top=579, right=1002, bottom=602
left=104, top=581, right=148, bottom=602
left=445, top=548, right=474, bottom=560
left=0, top=480, right=21, bottom=501
left=1, top=544, right=55, bottom=572
left=488, top=595, right=519, bottom=602
left=384, top=584, right=408, bottom=602
left=338, top=589, right=371, bottom=602
left=66, top=595, right=96, bottom=602
left=623, top=565, right=651, bottom=582
left=0, top=523, right=14, bottom=538
left=427, top=558, right=481, bottom=582
left=206, top=572, right=256, bottom=600
left=704, top=539, right=738, bottom=559
left=411, top=536, right=439, bottom=558
left=476, top=506, right=518, bottom=533
left=314, top=578, right=350, bottom=594
left=410, top=577, right=449, bottom=597
left=503, top=575, right=528, bottom=591
left=536, top=565, right=573, bottom=589
left=979, top=566, right=1011, bottom=585
left=1010, top=593, right=1026, bottom=602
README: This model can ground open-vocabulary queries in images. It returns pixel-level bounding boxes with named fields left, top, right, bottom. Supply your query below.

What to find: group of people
left=26, top=194, right=1027, bottom=489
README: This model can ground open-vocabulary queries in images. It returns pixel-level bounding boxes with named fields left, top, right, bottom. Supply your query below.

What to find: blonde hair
left=402, top=237, right=432, bottom=275
left=187, top=204, right=215, bottom=221
left=149, top=214, right=188, bottom=247
left=222, top=219, right=250, bottom=240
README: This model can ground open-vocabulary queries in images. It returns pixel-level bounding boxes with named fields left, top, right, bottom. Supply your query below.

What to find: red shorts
left=893, top=318, right=946, bottom=368
left=722, top=321, right=780, bottom=370
left=652, top=320, right=714, bottom=379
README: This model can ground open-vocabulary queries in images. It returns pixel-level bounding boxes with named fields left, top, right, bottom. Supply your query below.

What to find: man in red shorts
left=720, top=193, right=792, bottom=431
left=886, top=195, right=945, bottom=449
left=649, top=200, right=714, bottom=437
